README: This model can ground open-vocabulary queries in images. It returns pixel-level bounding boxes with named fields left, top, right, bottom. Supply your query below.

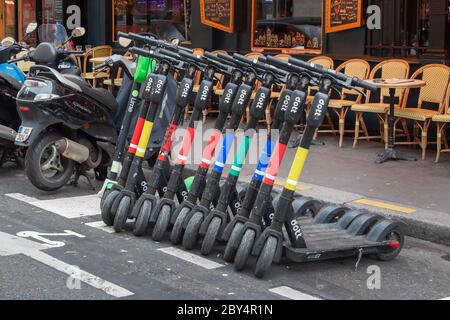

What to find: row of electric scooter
left=99, top=32, right=405, bottom=278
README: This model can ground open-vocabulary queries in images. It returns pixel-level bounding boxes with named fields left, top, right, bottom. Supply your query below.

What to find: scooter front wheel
left=182, top=212, right=204, bottom=250
left=170, top=207, right=191, bottom=244
left=223, top=222, right=244, bottom=262
left=114, top=196, right=131, bottom=233
left=200, top=217, right=221, bottom=256
left=101, top=190, right=119, bottom=226
left=254, top=236, right=277, bottom=278
left=133, top=200, right=153, bottom=236
left=234, top=229, right=256, bottom=271
left=152, top=205, right=172, bottom=241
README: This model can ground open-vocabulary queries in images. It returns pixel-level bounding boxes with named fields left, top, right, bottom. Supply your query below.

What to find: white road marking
left=158, top=247, right=224, bottom=270
left=85, top=221, right=115, bottom=233
left=17, top=230, right=85, bottom=248
left=269, top=286, right=321, bottom=300
left=0, top=231, right=134, bottom=298
left=6, top=193, right=101, bottom=219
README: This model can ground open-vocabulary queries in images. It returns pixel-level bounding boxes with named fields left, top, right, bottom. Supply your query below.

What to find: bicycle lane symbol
left=16, top=230, right=86, bottom=248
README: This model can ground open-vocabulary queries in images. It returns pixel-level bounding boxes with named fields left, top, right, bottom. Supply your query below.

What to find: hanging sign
left=200, top=0, right=235, bottom=33
left=325, top=0, right=364, bottom=33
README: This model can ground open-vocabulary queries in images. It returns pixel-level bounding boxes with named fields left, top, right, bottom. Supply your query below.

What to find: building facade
left=1, top=0, right=448, bottom=65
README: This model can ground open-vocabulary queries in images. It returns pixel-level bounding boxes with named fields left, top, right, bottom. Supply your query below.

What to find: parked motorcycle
left=0, top=22, right=37, bottom=167
left=13, top=26, right=124, bottom=191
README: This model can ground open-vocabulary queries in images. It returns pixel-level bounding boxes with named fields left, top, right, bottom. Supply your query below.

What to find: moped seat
left=63, top=74, right=118, bottom=113
left=0, top=72, right=21, bottom=91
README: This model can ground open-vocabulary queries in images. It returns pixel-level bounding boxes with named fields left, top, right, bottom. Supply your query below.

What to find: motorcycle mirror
left=118, top=37, right=132, bottom=48
left=71, top=27, right=86, bottom=38
left=25, top=22, right=38, bottom=36
left=1, top=37, right=16, bottom=47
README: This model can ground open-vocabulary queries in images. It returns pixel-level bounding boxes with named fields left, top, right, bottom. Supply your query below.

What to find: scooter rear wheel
left=102, top=190, right=119, bottom=226
left=114, top=197, right=131, bottom=233
left=200, top=217, right=221, bottom=256
left=152, top=204, right=171, bottom=241
left=170, top=207, right=191, bottom=244
left=254, top=236, right=277, bottom=278
left=182, top=212, right=204, bottom=250
left=133, top=200, right=153, bottom=237
left=223, top=222, right=244, bottom=262
left=25, top=132, right=74, bottom=192
left=234, top=229, right=256, bottom=271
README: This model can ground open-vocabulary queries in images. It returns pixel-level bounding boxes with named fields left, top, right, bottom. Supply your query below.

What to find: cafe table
left=367, top=79, right=426, bottom=164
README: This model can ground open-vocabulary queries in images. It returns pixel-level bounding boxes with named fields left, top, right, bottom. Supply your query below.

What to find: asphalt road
left=0, top=165, right=449, bottom=300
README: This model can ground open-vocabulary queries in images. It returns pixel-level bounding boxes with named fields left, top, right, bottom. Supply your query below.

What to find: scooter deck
left=284, top=225, right=390, bottom=263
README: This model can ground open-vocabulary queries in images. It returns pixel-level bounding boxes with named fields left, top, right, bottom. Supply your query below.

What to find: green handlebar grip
left=134, top=56, right=156, bottom=83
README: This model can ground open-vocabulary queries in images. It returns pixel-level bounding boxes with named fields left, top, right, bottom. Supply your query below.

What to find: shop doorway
left=0, top=0, right=18, bottom=39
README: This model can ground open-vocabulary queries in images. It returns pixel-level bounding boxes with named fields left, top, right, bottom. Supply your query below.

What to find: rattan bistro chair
left=351, top=59, right=410, bottom=149
left=326, top=59, right=371, bottom=148
left=394, top=64, right=450, bottom=160
left=431, top=83, right=450, bottom=162
left=83, top=45, right=113, bottom=88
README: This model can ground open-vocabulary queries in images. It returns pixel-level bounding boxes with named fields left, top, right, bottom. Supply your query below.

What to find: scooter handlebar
left=130, top=47, right=181, bottom=66
left=120, top=32, right=193, bottom=54
left=288, top=56, right=377, bottom=92
left=233, top=53, right=288, bottom=78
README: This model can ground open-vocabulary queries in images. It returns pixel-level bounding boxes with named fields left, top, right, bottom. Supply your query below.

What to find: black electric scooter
left=222, top=56, right=319, bottom=262
left=169, top=55, right=260, bottom=245
left=100, top=33, right=192, bottom=226
left=180, top=53, right=289, bottom=251
left=232, top=56, right=404, bottom=278
left=133, top=50, right=242, bottom=239
left=110, top=48, right=183, bottom=232
left=148, top=51, right=245, bottom=241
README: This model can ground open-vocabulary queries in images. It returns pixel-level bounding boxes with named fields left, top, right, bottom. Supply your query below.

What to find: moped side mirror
left=118, top=37, right=132, bottom=48
left=25, top=22, right=38, bottom=36
left=71, top=27, right=86, bottom=38
left=1, top=37, right=16, bottom=47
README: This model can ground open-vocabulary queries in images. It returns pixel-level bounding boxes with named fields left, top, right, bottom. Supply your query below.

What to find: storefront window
left=252, top=0, right=322, bottom=53
left=113, top=0, right=190, bottom=42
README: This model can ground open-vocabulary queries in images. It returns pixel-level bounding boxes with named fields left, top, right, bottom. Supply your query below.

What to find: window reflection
left=253, top=0, right=322, bottom=52
left=114, top=0, right=190, bottom=42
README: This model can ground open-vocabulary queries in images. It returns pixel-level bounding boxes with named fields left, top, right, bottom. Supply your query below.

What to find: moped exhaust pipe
left=0, top=125, right=18, bottom=143
left=55, top=138, right=90, bottom=164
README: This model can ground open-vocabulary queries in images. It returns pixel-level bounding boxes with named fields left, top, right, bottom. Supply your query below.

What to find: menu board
left=200, top=0, right=234, bottom=33
left=325, top=0, right=364, bottom=33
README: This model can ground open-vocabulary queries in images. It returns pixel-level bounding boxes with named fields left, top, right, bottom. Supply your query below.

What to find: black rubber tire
left=25, top=132, right=74, bottom=192
left=152, top=204, right=171, bottom=241
left=170, top=207, right=190, bottom=244
left=113, top=196, right=131, bottom=233
left=254, top=236, right=277, bottom=278
left=376, top=227, right=404, bottom=261
left=101, top=190, right=119, bottom=226
left=200, top=217, right=221, bottom=256
left=234, top=229, right=256, bottom=271
left=223, top=222, right=244, bottom=263
left=182, top=212, right=204, bottom=250
left=133, top=200, right=153, bottom=237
